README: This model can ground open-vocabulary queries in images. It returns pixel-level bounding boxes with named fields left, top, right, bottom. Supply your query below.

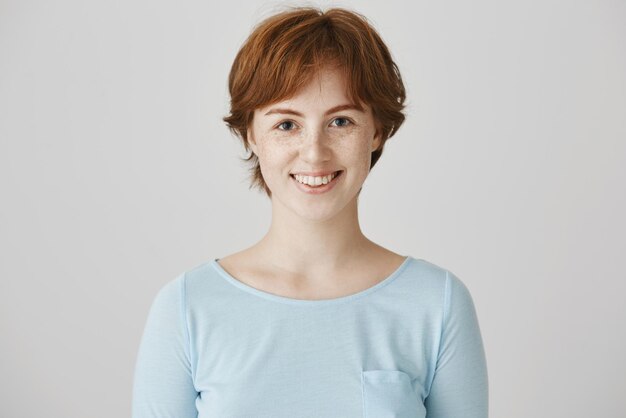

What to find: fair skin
left=218, top=64, right=406, bottom=300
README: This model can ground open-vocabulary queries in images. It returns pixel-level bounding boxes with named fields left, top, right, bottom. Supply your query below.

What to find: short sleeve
left=132, top=273, right=199, bottom=418
left=424, top=270, right=489, bottom=417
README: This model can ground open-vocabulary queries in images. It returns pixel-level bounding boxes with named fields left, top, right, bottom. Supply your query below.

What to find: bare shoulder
left=216, top=249, right=260, bottom=279
left=360, top=239, right=406, bottom=264
left=359, top=246, right=408, bottom=281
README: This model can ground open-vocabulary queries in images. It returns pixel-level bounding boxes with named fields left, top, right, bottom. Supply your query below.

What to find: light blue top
left=132, top=256, right=488, bottom=417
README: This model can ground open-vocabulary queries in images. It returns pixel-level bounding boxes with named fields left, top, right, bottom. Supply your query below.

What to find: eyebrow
left=264, top=103, right=364, bottom=117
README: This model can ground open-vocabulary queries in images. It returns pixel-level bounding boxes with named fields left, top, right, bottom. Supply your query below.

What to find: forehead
left=257, top=66, right=366, bottom=114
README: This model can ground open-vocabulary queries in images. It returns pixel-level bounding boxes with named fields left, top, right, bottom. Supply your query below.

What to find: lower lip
left=290, top=171, right=343, bottom=195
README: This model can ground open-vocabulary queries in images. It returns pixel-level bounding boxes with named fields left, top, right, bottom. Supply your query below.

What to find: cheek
left=256, top=144, right=294, bottom=180
left=355, top=148, right=374, bottom=173
left=343, top=138, right=374, bottom=170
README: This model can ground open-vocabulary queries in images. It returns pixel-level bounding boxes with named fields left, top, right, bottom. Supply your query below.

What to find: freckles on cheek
left=352, top=145, right=376, bottom=171
left=343, top=140, right=370, bottom=158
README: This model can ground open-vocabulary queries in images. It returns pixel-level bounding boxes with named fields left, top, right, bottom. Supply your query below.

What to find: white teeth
left=293, top=171, right=338, bottom=186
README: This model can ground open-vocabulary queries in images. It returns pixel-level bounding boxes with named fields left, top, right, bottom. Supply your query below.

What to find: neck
left=252, top=194, right=375, bottom=276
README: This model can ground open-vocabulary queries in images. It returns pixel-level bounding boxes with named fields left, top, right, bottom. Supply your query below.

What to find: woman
left=132, top=6, right=488, bottom=418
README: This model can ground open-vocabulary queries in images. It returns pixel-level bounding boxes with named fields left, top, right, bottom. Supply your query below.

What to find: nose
left=299, top=126, right=331, bottom=163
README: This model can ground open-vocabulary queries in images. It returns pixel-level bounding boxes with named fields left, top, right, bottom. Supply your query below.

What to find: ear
left=247, top=126, right=258, bottom=156
left=372, top=127, right=382, bottom=152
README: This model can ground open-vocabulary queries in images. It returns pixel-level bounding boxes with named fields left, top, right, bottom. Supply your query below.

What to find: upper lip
left=290, top=170, right=341, bottom=177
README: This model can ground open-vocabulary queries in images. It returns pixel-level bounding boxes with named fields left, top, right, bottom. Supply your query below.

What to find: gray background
left=1, top=0, right=625, bottom=417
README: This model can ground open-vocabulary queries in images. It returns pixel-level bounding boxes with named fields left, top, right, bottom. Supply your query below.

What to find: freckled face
left=247, top=65, right=382, bottom=221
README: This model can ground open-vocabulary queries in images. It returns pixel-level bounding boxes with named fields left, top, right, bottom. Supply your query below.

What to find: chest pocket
left=361, top=370, right=426, bottom=418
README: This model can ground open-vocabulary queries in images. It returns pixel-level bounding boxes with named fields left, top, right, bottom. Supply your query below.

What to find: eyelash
left=275, top=117, right=353, bottom=131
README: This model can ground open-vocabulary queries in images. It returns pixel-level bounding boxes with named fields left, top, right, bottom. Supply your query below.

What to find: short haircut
left=223, top=6, right=406, bottom=198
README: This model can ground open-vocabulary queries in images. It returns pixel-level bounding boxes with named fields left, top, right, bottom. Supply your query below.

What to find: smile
left=289, top=170, right=343, bottom=194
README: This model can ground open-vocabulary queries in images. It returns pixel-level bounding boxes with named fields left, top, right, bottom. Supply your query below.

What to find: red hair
left=223, top=6, right=406, bottom=197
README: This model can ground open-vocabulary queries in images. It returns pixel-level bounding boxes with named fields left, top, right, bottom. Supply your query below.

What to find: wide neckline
left=209, top=255, right=414, bottom=306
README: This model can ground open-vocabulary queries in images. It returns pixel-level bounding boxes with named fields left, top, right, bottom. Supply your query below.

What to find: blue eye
left=332, top=117, right=352, bottom=127
left=277, top=121, right=296, bottom=131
